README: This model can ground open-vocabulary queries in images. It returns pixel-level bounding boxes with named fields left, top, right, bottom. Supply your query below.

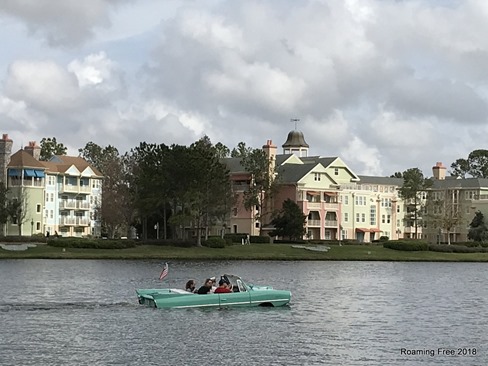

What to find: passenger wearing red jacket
left=214, top=279, right=232, bottom=293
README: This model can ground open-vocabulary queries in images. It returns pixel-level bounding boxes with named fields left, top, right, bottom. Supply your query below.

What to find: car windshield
left=223, top=274, right=248, bottom=292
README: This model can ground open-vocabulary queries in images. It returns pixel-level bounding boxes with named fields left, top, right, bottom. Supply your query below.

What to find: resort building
left=423, top=162, right=488, bottom=244
left=225, top=130, right=405, bottom=242
left=0, top=134, right=103, bottom=237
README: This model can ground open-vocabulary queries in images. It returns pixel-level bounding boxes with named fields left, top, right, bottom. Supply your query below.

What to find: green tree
left=0, top=184, right=8, bottom=236
left=390, top=172, right=403, bottom=178
left=186, top=136, right=233, bottom=245
left=214, top=142, right=230, bottom=159
left=6, top=188, right=28, bottom=236
left=79, top=142, right=135, bottom=238
left=40, top=137, right=67, bottom=161
left=468, top=211, right=488, bottom=242
left=241, top=148, right=277, bottom=235
left=270, top=199, right=306, bottom=241
left=426, top=189, right=463, bottom=245
left=451, top=149, right=488, bottom=178
left=231, top=142, right=252, bottom=158
left=398, top=168, right=432, bottom=239
left=133, top=142, right=174, bottom=240
left=78, top=142, right=119, bottom=172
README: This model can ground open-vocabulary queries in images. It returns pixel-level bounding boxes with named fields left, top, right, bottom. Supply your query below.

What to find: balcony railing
left=60, top=201, right=76, bottom=209
left=307, top=219, right=321, bottom=226
left=324, top=202, right=339, bottom=209
left=307, top=202, right=321, bottom=209
left=324, top=220, right=338, bottom=227
left=61, top=185, right=91, bottom=194
left=60, top=201, right=90, bottom=210
left=77, top=218, right=89, bottom=226
left=59, top=217, right=89, bottom=226
left=77, top=201, right=90, bottom=209
left=60, top=217, right=76, bottom=226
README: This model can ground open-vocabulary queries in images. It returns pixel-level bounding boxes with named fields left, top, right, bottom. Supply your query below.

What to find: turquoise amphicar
left=136, top=274, right=291, bottom=309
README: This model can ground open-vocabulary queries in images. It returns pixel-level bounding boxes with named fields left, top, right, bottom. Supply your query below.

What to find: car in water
left=136, top=274, right=291, bottom=309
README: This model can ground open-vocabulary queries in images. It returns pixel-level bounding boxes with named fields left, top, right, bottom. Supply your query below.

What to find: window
left=344, top=212, right=349, bottom=222
left=50, top=210, right=53, bottom=219
left=382, top=215, right=386, bottom=224
left=334, top=168, right=339, bottom=176
left=36, top=222, right=41, bottom=230
left=36, top=204, right=41, bottom=213
left=356, top=213, right=360, bottom=223
left=314, top=173, right=321, bottom=181
left=344, top=196, right=349, bottom=205
left=370, top=206, right=376, bottom=225
left=387, top=215, right=391, bottom=224
left=361, top=213, right=366, bottom=223
left=341, top=229, right=347, bottom=240
left=255, top=222, right=260, bottom=228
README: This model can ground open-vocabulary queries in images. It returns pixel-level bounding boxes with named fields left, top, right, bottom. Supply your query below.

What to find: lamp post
left=31, top=219, right=34, bottom=236
left=154, top=222, right=159, bottom=240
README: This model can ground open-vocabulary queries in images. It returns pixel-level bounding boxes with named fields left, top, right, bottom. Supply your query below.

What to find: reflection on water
left=0, top=260, right=487, bottom=365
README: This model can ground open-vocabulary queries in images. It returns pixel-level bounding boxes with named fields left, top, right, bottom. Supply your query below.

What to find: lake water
left=0, top=260, right=486, bottom=365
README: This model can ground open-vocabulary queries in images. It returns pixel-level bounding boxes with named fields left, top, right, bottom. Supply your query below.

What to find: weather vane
left=290, top=118, right=300, bottom=130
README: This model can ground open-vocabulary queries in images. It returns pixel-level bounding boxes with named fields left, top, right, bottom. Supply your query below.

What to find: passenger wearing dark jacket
left=197, top=279, right=213, bottom=294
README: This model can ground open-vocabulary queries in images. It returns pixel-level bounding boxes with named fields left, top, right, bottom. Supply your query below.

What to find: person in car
left=214, top=279, right=232, bottom=293
left=185, top=280, right=196, bottom=293
left=197, top=278, right=213, bottom=294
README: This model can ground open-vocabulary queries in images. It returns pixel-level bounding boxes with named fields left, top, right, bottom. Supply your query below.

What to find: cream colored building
left=0, top=135, right=103, bottom=237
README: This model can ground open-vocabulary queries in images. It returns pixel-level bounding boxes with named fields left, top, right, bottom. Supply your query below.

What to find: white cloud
left=4, top=60, right=79, bottom=111
left=342, top=136, right=382, bottom=176
left=1, top=0, right=488, bottom=176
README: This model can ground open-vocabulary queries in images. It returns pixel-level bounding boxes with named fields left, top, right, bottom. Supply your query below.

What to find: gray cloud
left=1, top=0, right=488, bottom=177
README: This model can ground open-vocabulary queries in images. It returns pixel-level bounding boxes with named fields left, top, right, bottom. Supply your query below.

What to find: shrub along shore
left=1, top=237, right=488, bottom=261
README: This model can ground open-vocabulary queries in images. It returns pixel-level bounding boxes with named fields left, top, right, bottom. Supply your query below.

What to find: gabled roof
left=301, top=156, right=337, bottom=167
left=222, top=157, right=247, bottom=174
left=301, top=156, right=360, bottom=182
left=276, top=154, right=302, bottom=166
left=431, top=178, right=488, bottom=189
left=358, top=175, right=403, bottom=186
left=8, top=150, right=45, bottom=169
left=46, top=155, right=102, bottom=176
left=276, top=163, right=317, bottom=184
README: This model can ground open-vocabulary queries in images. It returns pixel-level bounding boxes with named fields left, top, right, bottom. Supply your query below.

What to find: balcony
left=77, top=201, right=90, bottom=210
left=76, top=217, right=89, bottom=226
left=307, top=220, right=321, bottom=227
left=307, top=202, right=321, bottom=209
left=60, top=201, right=76, bottom=209
left=60, top=200, right=90, bottom=210
left=59, top=217, right=89, bottom=226
left=324, top=202, right=339, bottom=210
left=61, top=184, right=91, bottom=194
left=60, top=217, right=76, bottom=226
left=324, top=220, right=338, bottom=227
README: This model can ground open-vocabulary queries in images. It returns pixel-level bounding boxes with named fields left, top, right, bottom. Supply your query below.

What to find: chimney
left=432, top=162, right=446, bottom=180
left=24, top=141, right=41, bottom=161
left=0, top=134, right=14, bottom=186
left=262, top=139, right=277, bottom=168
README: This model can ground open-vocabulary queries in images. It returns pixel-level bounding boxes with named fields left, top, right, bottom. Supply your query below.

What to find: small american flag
left=159, top=263, right=169, bottom=280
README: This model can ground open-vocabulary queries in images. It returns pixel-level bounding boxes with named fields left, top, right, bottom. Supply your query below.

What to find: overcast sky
left=1, top=0, right=487, bottom=177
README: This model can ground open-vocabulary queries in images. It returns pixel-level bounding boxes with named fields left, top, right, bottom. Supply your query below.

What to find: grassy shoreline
left=2, top=243, right=488, bottom=261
